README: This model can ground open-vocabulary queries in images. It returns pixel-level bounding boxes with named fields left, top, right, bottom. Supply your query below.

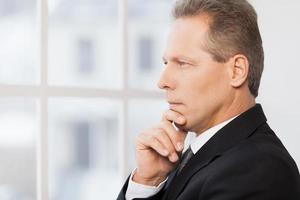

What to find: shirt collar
left=187, top=116, right=238, bottom=154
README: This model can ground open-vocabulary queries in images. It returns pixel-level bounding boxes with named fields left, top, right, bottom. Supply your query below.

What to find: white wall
left=250, top=0, right=300, bottom=167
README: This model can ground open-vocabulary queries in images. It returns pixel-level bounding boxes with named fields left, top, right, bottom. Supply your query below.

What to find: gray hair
left=173, top=0, right=264, bottom=97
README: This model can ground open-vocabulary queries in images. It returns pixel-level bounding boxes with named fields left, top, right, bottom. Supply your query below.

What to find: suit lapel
left=165, top=104, right=267, bottom=200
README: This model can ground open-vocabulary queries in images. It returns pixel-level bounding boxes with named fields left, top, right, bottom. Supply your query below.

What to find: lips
left=168, top=102, right=182, bottom=110
left=167, top=100, right=181, bottom=104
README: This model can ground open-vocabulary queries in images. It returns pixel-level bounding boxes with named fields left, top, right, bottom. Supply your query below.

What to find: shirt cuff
left=125, top=169, right=168, bottom=200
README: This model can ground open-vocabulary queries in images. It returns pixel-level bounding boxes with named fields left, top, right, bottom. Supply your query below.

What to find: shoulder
left=197, top=124, right=300, bottom=200
left=216, top=123, right=299, bottom=176
left=201, top=123, right=300, bottom=198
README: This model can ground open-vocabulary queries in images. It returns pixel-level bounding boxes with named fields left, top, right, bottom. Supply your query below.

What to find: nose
left=157, top=65, right=175, bottom=90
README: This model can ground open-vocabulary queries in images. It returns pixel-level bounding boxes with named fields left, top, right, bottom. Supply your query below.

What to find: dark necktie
left=165, top=146, right=194, bottom=189
left=176, top=146, right=194, bottom=175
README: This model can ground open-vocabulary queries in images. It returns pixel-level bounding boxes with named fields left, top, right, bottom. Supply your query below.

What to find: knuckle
left=152, top=139, right=161, bottom=150
left=158, top=121, right=165, bottom=127
left=163, top=109, right=169, bottom=115
left=148, top=133, right=155, bottom=141
left=137, top=135, right=145, bottom=144
left=136, top=131, right=146, bottom=141
left=153, top=131, right=161, bottom=139
left=162, top=111, right=168, bottom=119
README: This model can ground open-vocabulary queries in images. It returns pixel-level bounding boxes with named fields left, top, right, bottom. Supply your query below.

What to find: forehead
left=164, top=15, right=211, bottom=58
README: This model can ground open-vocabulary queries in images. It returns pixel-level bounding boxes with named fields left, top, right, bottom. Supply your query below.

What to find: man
left=117, top=0, right=300, bottom=199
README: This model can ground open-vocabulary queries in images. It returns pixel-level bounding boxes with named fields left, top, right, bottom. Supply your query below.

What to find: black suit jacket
left=117, top=104, right=300, bottom=200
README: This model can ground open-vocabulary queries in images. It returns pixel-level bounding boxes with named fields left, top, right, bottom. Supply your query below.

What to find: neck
left=220, top=94, right=256, bottom=123
left=195, top=91, right=256, bottom=136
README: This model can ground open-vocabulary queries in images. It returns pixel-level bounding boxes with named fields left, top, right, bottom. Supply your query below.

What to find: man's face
left=158, top=16, right=233, bottom=134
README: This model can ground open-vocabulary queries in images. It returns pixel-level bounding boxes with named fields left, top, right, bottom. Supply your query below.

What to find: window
left=48, top=98, right=121, bottom=199
left=138, top=37, right=154, bottom=72
left=128, top=0, right=172, bottom=90
left=48, top=0, right=122, bottom=89
left=0, top=0, right=38, bottom=85
left=77, top=38, right=95, bottom=74
left=0, top=0, right=172, bottom=199
left=0, top=98, right=37, bottom=200
left=2, top=0, right=300, bottom=199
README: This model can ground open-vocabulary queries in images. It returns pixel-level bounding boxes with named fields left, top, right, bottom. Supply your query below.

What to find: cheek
left=181, top=68, right=228, bottom=111
left=182, top=72, right=216, bottom=100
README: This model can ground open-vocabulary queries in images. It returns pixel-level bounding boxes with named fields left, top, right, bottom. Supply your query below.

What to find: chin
left=174, top=122, right=190, bottom=132
left=178, top=122, right=198, bottom=133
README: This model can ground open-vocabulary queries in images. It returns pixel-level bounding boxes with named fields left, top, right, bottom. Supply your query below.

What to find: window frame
left=0, top=0, right=164, bottom=199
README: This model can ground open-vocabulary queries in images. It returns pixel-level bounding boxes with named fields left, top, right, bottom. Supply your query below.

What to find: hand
left=133, top=110, right=187, bottom=186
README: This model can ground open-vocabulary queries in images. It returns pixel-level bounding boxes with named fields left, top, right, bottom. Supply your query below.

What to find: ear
left=228, top=54, right=249, bottom=88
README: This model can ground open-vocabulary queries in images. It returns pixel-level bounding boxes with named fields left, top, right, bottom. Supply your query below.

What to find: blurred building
left=0, top=0, right=171, bottom=199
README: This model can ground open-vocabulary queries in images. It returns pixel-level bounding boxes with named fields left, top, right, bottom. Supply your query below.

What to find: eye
left=178, top=61, right=186, bottom=65
left=178, top=61, right=190, bottom=67
left=163, top=61, right=168, bottom=65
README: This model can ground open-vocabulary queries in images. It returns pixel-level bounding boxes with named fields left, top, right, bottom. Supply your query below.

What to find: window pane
left=128, top=0, right=173, bottom=90
left=0, top=0, right=38, bottom=84
left=48, top=0, right=121, bottom=89
left=128, top=99, right=167, bottom=171
left=49, top=98, right=121, bottom=200
left=0, top=98, right=37, bottom=200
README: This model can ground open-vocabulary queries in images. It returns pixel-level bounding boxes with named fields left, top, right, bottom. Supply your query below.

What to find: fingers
left=138, top=133, right=169, bottom=157
left=161, top=109, right=187, bottom=151
left=161, top=109, right=186, bottom=125
left=136, top=110, right=187, bottom=164
left=137, top=130, right=179, bottom=163
left=158, top=121, right=186, bottom=152
left=153, top=130, right=179, bottom=162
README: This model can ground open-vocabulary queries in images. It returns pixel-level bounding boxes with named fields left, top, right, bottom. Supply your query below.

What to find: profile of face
left=158, top=15, right=236, bottom=134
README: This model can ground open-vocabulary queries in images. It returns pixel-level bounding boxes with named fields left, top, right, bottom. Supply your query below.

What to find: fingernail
left=163, top=150, right=169, bottom=156
left=171, top=153, right=178, bottom=162
left=177, top=142, right=183, bottom=151
left=177, top=117, right=184, bottom=124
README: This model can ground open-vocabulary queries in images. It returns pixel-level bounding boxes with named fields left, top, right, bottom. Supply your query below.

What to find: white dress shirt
left=125, top=116, right=237, bottom=200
